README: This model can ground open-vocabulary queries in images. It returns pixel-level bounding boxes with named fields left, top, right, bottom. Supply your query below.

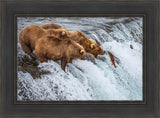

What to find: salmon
left=108, top=52, right=117, bottom=68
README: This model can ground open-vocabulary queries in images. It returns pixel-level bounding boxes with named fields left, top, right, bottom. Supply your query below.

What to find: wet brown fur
left=19, top=25, right=68, bottom=58
left=35, top=36, right=86, bottom=71
left=41, top=23, right=64, bottom=30
left=40, top=23, right=105, bottom=58
left=69, top=31, right=105, bottom=58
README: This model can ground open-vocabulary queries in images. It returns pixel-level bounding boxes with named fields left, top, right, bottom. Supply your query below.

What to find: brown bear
left=68, top=31, right=105, bottom=58
left=19, top=25, right=68, bottom=58
left=41, top=23, right=105, bottom=58
left=35, top=36, right=86, bottom=71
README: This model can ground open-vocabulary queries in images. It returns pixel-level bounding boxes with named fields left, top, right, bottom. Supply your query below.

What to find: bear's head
left=76, top=31, right=105, bottom=58
left=68, top=39, right=86, bottom=60
left=87, top=39, right=105, bottom=58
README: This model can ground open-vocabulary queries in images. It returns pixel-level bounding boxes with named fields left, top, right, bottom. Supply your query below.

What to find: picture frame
left=1, top=0, right=160, bottom=118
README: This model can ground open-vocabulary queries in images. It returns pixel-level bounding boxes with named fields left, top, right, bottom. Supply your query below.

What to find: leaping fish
left=108, top=51, right=117, bottom=68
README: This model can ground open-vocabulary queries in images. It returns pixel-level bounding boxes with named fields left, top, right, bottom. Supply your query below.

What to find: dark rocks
left=18, top=55, right=50, bottom=79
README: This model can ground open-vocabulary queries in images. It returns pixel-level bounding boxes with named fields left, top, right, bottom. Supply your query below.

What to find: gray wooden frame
left=1, top=0, right=160, bottom=118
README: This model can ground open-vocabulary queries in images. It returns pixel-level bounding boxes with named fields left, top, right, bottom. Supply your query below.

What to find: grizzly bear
left=41, top=23, right=105, bottom=58
left=35, top=36, right=86, bottom=71
left=68, top=31, right=105, bottom=58
left=19, top=25, right=68, bottom=58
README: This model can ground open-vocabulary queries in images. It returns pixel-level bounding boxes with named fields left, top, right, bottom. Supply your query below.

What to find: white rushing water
left=17, top=17, right=143, bottom=101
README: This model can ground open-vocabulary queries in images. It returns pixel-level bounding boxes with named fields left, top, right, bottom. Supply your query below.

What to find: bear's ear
left=61, top=31, right=69, bottom=38
left=89, top=39, right=93, bottom=42
left=90, top=44, right=95, bottom=49
left=61, top=31, right=66, bottom=36
left=80, top=49, right=84, bottom=54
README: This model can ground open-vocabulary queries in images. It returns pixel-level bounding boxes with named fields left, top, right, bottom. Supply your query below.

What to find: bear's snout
left=102, top=50, right=105, bottom=55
